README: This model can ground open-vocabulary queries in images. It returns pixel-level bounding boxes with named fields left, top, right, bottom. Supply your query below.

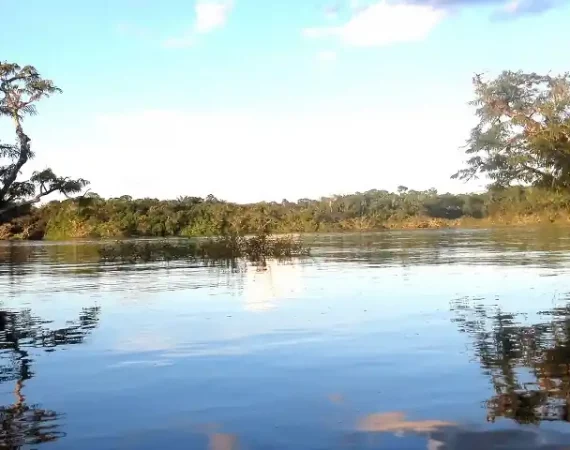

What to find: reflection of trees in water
left=3, top=228, right=570, bottom=274
left=0, top=306, right=100, bottom=448
left=311, top=228, right=570, bottom=268
left=0, top=244, right=103, bottom=300
left=0, top=242, right=100, bottom=267
left=0, top=242, right=309, bottom=304
left=451, top=298, right=570, bottom=424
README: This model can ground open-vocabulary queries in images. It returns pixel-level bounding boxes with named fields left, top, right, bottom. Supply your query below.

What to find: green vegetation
left=0, top=62, right=88, bottom=221
left=98, top=234, right=308, bottom=264
left=3, top=183, right=570, bottom=241
left=1, top=64, right=569, bottom=241
left=14, top=186, right=570, bottom=240
left=453, top=71, right=570, bottom=189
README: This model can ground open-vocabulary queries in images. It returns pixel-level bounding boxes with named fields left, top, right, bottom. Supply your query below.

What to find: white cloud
left=349, top=0, right=370, bottom=13
left=317, top=50, right=337, bottom=62
left=304, top=1, right=445, bottom=47
left=503, top=0, right=519, bottom=12
left=195, top=0, right=234, bottom=34
left=161, top=0, right=233, bottom=48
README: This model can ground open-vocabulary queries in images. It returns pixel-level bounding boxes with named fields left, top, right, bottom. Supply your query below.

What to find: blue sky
left=1, top=0, right=569, bottom=202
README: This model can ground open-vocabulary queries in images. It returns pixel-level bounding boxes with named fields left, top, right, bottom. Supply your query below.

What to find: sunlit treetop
left=453, top=70, right=570, bottom=189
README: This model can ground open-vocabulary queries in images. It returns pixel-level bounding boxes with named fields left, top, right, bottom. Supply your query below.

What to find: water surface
left=2, top=228, right=570, bottom=449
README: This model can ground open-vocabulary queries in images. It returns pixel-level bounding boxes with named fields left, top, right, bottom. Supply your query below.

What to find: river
left=1, top=228, right=570, bottom=449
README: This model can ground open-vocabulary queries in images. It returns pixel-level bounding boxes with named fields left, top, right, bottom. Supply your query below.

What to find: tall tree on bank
left=453, top=71, right=570, bottom=189
left=0, top=62, right=88, bottom=219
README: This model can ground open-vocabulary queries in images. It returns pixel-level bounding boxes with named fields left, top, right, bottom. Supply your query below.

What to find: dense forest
left=1, top=62, right=570, bottom=240
left=2, top=185, right=570, bottom=240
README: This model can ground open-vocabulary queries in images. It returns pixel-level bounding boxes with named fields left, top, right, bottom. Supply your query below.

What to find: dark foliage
left=0, top=62, right=88, bottom=220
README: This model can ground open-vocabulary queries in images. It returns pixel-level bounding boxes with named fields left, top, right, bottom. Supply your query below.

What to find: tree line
left=1, top=61, right=570, bottom=239
left=3, top=185, right=564, bottom=239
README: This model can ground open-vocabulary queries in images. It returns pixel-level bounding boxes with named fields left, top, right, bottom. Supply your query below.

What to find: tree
left=453, top=71, right=570, bottom=189
left=0, top=62, right=88, bottom=219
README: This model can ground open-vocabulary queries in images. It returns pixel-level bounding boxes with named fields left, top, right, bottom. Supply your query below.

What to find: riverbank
left=2, top=186, right=570, bottom=240
left=1, top=211, right=569, bottom=241
left=383, top=213, right=570, bottom=230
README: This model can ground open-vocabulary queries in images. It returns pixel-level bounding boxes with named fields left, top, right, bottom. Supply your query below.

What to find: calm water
left=2, top=229, right=570, bottom=449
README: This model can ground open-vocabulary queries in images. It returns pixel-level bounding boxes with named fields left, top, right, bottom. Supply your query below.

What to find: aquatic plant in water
left=97, top=233, right=309, bottom=264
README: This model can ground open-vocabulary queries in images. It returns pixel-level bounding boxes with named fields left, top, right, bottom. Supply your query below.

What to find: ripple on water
left=1, top=230, right=570, bottom=449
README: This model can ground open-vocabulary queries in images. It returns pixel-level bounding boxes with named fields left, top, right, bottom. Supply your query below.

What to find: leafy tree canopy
left=0, top=62, right=88, bottom=218
left=453, top=71, right=570, bottom=189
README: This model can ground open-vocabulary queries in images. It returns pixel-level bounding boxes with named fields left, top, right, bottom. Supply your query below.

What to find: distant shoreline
left=1, top=214, right=568, bottom=241
left=1, top=186, right=570, bottom=240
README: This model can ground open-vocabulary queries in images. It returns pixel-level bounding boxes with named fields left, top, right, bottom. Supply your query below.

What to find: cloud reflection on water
left=356, top=411, right=570, bottom=449
left=243, top=260, right=304, bottom=312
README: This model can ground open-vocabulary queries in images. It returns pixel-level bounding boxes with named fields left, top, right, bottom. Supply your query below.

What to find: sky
left=1, top=0, right=570, bottom=203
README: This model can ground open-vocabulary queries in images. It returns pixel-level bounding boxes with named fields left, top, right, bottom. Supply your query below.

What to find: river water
left=2, top=228, right=570, bottom=449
